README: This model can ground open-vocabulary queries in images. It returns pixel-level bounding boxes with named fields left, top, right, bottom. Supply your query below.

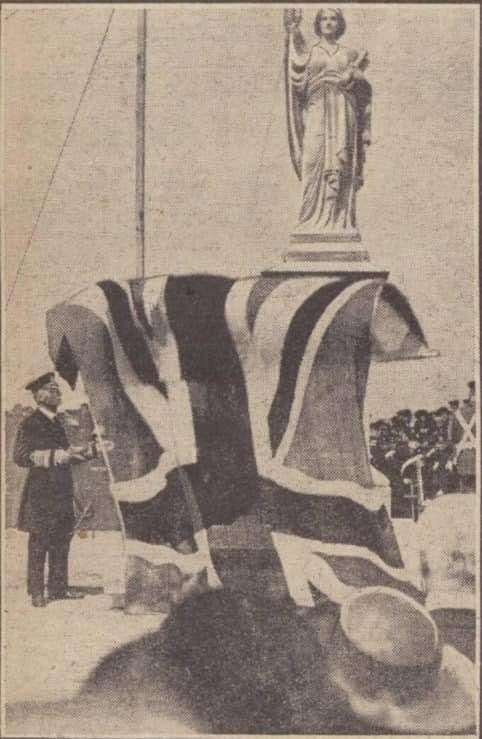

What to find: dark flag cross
left=46, top=272, right=430, bottom=608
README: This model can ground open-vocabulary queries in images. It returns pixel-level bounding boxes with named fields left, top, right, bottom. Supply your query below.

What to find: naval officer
left=13, top=372, right=95, bottom=607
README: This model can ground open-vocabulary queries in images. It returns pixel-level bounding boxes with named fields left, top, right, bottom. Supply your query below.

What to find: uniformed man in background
left=13, top=372, right=96, bottom=607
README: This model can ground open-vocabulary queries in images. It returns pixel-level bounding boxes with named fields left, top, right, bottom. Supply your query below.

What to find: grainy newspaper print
left=1, top=3, right=479, bottom=737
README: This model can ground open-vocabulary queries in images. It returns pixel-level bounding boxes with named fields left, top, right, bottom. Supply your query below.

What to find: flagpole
left=136, top=9, right=147, bottom=278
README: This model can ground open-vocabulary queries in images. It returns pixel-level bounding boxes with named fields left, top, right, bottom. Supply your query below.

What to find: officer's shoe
left=32, top=595, right=47, bottom=608
left=49, top=590, right=85, bottom=601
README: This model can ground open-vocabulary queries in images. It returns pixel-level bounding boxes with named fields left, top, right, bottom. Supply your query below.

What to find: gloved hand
left=68, top=445, right=95, bottom=462
left=53, top=448, right=73, bottom=465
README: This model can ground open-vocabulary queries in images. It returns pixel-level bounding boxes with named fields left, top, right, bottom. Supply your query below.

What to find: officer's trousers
left=27, top=521, right=73, bottom=597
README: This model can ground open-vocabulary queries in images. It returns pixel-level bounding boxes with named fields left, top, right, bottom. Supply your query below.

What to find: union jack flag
left=47, top=273, right=428, bottom=607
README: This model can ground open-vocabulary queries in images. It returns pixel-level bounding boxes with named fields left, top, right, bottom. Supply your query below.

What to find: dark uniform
left=14, top=407, right=76, bottom=599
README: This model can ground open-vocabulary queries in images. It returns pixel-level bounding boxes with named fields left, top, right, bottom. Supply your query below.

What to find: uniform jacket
left=13, top=409, right=75, bottom=534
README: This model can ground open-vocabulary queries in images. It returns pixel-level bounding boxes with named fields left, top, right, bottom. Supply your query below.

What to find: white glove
left=69, top=444, right=95, bottom=461
left=53, top=449, right=72, bottom=466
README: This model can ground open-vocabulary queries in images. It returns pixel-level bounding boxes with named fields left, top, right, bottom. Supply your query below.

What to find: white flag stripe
left=226, top=276, right=337, bottom=470
left=111, top=451, right=178, bottom=503
left=129, top=276, right=197, bottom=470
left=272, top=532, right=417, bottom=585
left=74, top=285, right=172, bottom=450
left=275, top=279, right=382, bottom=464
left=263, top=463, right=390, bottom=512
left=142, top=278, right=198, bottom=467
left=271, top=531, right=360, bottom=606
left=74, top=284, right=197, bottom=502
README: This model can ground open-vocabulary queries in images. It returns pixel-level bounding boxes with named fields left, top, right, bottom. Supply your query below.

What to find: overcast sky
left=2, top=4, right=479, bottom=417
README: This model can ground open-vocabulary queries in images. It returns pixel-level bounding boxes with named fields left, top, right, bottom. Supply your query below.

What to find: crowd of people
left=369, top=381, right=476, bottom=517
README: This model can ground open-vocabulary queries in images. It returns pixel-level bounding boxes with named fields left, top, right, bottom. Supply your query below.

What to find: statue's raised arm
left=284, top=8, right=305, bottom=49
left=284, top=8, right=307, bottom=180
left=284, top=7, right=372, bottom=243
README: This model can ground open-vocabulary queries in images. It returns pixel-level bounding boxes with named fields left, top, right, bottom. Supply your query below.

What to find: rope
left=89, top=413, right=128, bottom=596
left=6, top=9, right=116, bottom=308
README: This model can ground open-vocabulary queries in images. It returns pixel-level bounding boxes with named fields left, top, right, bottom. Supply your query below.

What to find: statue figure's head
left=314, top=8, right=346, bottom=40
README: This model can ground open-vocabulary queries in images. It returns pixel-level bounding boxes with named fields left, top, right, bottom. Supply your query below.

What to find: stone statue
left=284, top=8, right=372, bottom=244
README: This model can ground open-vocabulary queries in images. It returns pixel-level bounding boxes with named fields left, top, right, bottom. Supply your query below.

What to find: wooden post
left=136, top=9, right=147, bottom=278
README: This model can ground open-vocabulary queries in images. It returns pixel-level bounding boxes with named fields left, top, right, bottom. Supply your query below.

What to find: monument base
left=290, top=231, right=362, bottom=244
left=264, top=239, right=387, bottom=277
left=263, top=261, right=388, bottom=277
left=284, top=239, right=370, bottom=264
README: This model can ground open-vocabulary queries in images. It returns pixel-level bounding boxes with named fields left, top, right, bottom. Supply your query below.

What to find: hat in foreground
left=327, top=586, right=475, bottom=733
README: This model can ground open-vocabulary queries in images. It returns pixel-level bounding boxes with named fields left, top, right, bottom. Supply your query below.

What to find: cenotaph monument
left=46, top=7, right=435, bottom=617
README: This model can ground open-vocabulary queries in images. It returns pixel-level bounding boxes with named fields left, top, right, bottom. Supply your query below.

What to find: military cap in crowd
left=25, top=372, right=56, bottom=394
left=414, top=409, right=430, bottom=419
left=434, top=407, right=449, bottom=417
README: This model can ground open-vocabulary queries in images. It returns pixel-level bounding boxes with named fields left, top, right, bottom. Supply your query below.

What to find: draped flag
left=47, top=273, right=429, bottom=608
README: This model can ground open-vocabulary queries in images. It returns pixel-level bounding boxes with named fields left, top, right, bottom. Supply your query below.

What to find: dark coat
left=13, top=409, right=75, bottom=534
left=81, top=589, right=380, bottom=734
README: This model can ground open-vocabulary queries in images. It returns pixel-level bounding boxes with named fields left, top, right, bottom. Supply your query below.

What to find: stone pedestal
left=264, top=240, right=387, bottom=277
left=285, top=240, right=369, bottom=264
